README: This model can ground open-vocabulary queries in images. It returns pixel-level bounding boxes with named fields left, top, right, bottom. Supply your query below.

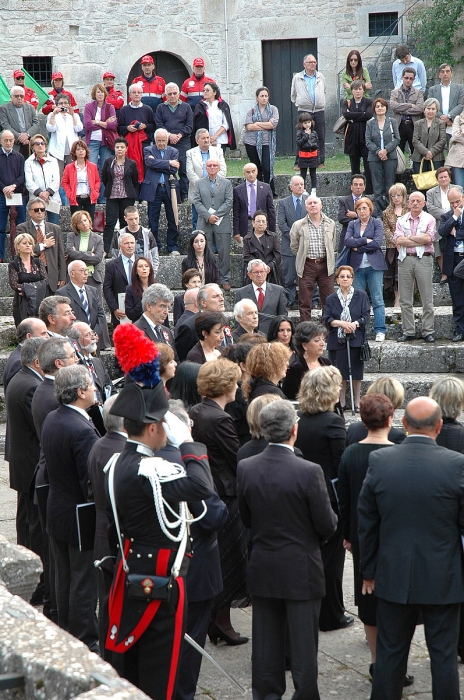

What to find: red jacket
left=106, top=86, right=124, bottom=111
left=61, top=161, right=100, bottom=205
left=23, top=87, right=39, bottom=110
left=131, top=74, right=165, bottom=111
left=180, top=74, right=214, bottom=107
left=42, top=88, right=79, bottom=115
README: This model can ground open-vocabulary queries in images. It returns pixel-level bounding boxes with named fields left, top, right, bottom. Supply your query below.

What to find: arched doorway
left=127, top=51, right=190, bottom=93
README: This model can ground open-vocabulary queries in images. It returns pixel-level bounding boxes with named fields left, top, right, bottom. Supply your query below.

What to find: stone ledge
left=0, top=535, right=42, bottom=603
left=364, top=339, right=464, bottom=374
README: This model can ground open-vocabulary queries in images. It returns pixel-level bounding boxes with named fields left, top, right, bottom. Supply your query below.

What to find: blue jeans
left=353, top=266, right=386, bottom=334
left=0, top=193, right=26, bottom=259
left=452, top=167, right=464, bottom=189
left=89, top=141, right=112, bottom=203
left=46, top=211, right=60, bottom=225
left=191, top=204, right=198, bottom=231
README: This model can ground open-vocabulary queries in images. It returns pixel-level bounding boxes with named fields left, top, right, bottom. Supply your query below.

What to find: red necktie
left=257, top=287, right=264, bottom=311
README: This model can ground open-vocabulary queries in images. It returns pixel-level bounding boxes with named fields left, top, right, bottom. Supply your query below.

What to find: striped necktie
left=79, top=287, right=91, bottom=324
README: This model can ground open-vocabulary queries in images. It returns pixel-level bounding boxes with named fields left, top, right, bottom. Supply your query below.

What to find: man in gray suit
left=193, top=159, right=233, bottom=290
left=235, top=259, right=287, bottom=335
left=16, top=197, right=66, bottom=294
left=278, top=175, right=308, bottom=308
left=0, top=86, right=40, bottom=158
left=428, top=63, right=464, bottom=146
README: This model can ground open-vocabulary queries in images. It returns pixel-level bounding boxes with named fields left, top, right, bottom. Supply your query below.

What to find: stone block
left=364, top=340, right=459, bottom=374
left=0, top=535, right=42, bottom=602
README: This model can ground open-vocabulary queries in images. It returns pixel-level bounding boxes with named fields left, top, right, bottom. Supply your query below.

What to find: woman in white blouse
left=24, top=135, right=61, bottom=224
left=191, top=82, right=236, bottom=153
left=426, top=166, right=462, bottom=282
left=46, top=93, right=82, bottom=175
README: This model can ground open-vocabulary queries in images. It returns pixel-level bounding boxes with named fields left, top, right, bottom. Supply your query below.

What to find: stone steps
left=361, top=373, right=447, bottom=403
left=363, top=340, right=464, bottom=374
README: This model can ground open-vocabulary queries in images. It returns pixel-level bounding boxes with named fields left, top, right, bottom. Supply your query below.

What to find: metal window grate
left=368, top=12, right=399, bottom=37
left=22, top=56, right=52, bottom=87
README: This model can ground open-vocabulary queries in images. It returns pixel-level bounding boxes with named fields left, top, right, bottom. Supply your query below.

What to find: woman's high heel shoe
left=207, top=623, right=249, bottom=646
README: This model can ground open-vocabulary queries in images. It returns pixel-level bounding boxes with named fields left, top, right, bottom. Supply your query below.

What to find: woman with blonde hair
left=346, top=376, right=405, bottom=445
left=429, top=376, right=464, bottom=451
left=190, top=358, right=248, bottom=645
left=383, top=183, right=408, bottom=309
left=8, top=231, right=47, bottom=325
left=236, top=394, right=281, bottom=461
left=244, top=341, right=291, bottom=402
left=295, top=365, right=349, bottom=631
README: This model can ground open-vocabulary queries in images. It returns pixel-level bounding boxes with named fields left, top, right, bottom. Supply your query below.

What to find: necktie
left=36, top=225, right=47, bottom=265
left=249, top=183, right=256, bottom=218
left=155, top=326, right=163, bottom=341
left=159, top=150, right=165, bottom=184
left=295, top=198, right=302, bottom=219
left=79, top=287, right=91, bottom=324
left=257, top=287, right=264, bottom=311
left=127, top=257, right=133, bottom=282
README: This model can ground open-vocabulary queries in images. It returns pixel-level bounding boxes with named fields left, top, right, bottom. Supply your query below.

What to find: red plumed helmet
left=113, top=324, right=158, bottom=374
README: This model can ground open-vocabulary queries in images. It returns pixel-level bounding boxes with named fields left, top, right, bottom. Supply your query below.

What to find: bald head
left=403, top=397, right=442, bottom=437
left=183, top=287, right=199, bottom=311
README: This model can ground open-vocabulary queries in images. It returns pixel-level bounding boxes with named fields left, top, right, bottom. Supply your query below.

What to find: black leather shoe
left=397, top=334, right=415, bottom=342
left=423, top=334, right=435, bottom=343
left=453, top=333, right=464, bottom=342
left=404, top=674, right=414, bottom=687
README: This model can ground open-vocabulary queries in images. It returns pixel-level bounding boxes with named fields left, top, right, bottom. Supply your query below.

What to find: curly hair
left=244, top=342, right=291, bottom=400
left=293, top=321, right=326, bottom=356
left=197, top=357, right=241, bottom=398
left=298, top=365, right=342, bottom=414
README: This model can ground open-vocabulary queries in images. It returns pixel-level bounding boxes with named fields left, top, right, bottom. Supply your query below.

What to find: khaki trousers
left=398, top=254, right=434, bottom=336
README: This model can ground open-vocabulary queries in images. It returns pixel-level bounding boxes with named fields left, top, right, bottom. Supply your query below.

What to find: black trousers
left=252, top=595, right=321, bottom=700
left=174, top=598, right=213, bottom=700
left=372, top=598, right=461, bottom=700
left=296, top=110, right=326, bottom=164
left=70, top=198, right=96, bottom=222
left=318, top=515, right=346, bottom=631
left=103, top=197, right=135, bottom=254
left=447, top=254, right=464, bottom=334
left=245, top=144, right=276, bottom=196
left=399, top=121, right=414, bottom=154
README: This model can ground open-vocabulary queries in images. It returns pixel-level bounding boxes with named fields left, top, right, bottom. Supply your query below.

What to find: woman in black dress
left=124, top=256, right=155, bottom=322
left=295, top=365, right=349, bottom=632
left=244, top=341, right=291, bottom=402
left=190, top=358, right=248, bottom=645
left=9, top=233, right=47, bottom=326
left=343, top=80, right=373, bottom=193
left=181, top=230, right=219, bottom=286
left=186, top=311, right=226, bottom=364
left=282, top=321, right=329, bottom=400
left=323, top=265, right=370, bottom=411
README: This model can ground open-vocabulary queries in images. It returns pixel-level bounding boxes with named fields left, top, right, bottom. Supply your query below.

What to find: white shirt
left=441, top=85, right=452, bottom=134
left=92, top=106, right=103, bottom=142
left=67, top=404, right=90, bottom=420
left=252, top=281, right=267, bottom=302
left=72, top=282, right=88, bottom=304
left=207, top=100, right=229, bottom=145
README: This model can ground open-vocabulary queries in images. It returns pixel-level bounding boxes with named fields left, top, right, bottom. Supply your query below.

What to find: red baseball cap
left=193, top=58, right=205, bottom=67
left=141, top=55, right=154, bottom=64
left=103, top=71, right=115, bottom=79
left=13, top=70, right=25, bottom=79
left=52, top=72, right=64, bottom=81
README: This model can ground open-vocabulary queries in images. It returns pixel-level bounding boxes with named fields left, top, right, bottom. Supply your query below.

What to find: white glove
left=163, top=410, right=192, bottom=447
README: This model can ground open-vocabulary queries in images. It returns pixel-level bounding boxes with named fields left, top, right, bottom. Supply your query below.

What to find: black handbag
left=360, top=327, right=372, bottom=361
left=126, top=574, right=174, bottom=601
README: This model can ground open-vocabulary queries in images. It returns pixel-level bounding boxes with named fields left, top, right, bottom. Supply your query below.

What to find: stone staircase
left=0, top=170, right=461, bottom=412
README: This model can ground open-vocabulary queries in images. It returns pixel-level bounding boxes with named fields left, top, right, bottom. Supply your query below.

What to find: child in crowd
left=296, top=112, right=319, bottom=195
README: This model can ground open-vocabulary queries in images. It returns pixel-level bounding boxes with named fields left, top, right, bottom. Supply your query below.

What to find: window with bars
left=22, top=57, right=52, bottom=86
left=368, top=12, right=399, bottom=37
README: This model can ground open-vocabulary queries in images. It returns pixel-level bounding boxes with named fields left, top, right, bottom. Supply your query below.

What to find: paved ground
left=0, top=425, right=463, bottom=699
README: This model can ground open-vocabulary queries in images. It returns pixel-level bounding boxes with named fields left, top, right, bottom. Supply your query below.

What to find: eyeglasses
left=32, top=207, right=45, bottom=212
left=15, top=77, right=25, bottom=81
left=12, top=94, right=24, bottom=98
left=33, top=142, right=46, bottom=146
left=403, top=76, right=414, bottom=81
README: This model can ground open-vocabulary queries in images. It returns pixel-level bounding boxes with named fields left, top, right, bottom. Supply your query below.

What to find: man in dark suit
left=16, top=197, right=66, bottom=293
left=237, top=400, right=337, bottom=700
left=5, top=337, right=47, bottom=601
left=3, top=317, right=48, bottom=392
left=134, top=282, right=178, bottom=358
left=0, top=130, right=26, bottom=262
left=337, top=174, right=372, bottom=251
left=87, top=394, right=127, bottom=660
left=68, top=321, right=116, bottom=434
left=438, top=188, right=464, bottom=342
left=32, top=336, right=79, bottom=621
left=277, top=175, right=308, bottom=308
left=139, top=128, right=180, bottom=255
left=175, top=283, right=232, bottom=361
left=103, top=232, right=136, bottom=328
left=359, top=397, right=464, bottom=700
left=58, top=261, right=106, bottom=342
left=233, top=163, right=276, bottom=242
left=174, top=287, right=199, bottom=337
left=235, top=259, right=287, bottom=335
left=41, top=364, right=100, bottom=651
left=428, top=63, right=464, bottom=146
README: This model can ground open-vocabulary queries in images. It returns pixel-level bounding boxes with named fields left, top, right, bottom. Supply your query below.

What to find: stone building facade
left=1, top=0, right=408, bottom=152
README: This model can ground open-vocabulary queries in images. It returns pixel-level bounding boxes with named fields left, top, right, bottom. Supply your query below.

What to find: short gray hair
left=68, top=259, right=87, bottom=275
left=247, top=259, right=268, bottom=273
left=259, top=400, right=298, bottom=443
left=424, top=97, right=440, bottom=111
left=118, top=231, right=135, bottom=244
left=20, top=337, right=47, bottom=367
left=102, top=394, right=124, bottom=433
left=27, top=197, right=45, bottom=212
left=234, top=298, right=257, bottom=321
left=197, top=283, right=221, bottom=309
left=195, top=128, right=209, bottom=140
left=16, top=318, right=45, bottom=343
left=37, top=337, right=71, bottom=374
left=429, top=376, right=464, bottom=419
left=165, top=82, right=179, bottom=93
left=154, top=128, right=169, bottom=140
left=141, top=283, right=174, bottom=310
left=10, top=86, right=25, bottom=97
left=54, top=364, right=90, bottom=405
left=39, top=295, right=72, bottom=325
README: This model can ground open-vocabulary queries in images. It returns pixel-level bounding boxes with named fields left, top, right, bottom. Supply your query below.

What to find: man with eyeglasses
left=13, top=69, right=39, bottom=110
left=155, top=82, right=193, bottom=202
left=390, top=68, right=424, bottom=155
left=16, top=196, right=66, bottom=294
left=0, top=129, right=27, bottom=262
left=0, top=86, right=40, bottom=158
left=235, top=259, right=287, bottom=334
left=291, top=54, right=326, bottom=167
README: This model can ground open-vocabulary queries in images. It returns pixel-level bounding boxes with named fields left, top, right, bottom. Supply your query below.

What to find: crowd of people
left=3, top=44, right=464, bottom=700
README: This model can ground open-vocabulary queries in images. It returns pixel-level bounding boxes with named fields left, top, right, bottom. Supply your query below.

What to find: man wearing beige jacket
left=290, top=196, right=335, bottom=321
left=291, top=54, right=326, bottom=166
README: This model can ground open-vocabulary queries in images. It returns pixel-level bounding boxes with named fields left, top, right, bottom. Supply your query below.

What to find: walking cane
left=169, top=175, right=179, bottom=228
left=345, top=334, right=356, bottom=416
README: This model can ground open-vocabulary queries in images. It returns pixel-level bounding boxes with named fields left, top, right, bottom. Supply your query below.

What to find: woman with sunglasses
left=24, top=135, right=61, bottom=225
